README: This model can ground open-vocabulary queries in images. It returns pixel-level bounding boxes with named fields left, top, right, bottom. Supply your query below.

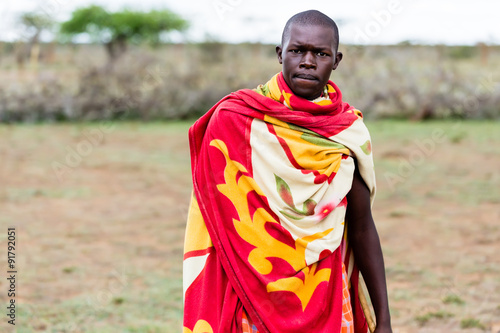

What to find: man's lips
left=294, top=73, right=318, bottom=80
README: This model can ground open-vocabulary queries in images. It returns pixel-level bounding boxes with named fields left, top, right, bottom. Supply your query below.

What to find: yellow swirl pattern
left=210, top=139, right=333, bottom=311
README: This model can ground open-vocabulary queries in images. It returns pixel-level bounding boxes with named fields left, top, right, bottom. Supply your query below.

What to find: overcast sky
left=1, top=0, right=498, bottom=45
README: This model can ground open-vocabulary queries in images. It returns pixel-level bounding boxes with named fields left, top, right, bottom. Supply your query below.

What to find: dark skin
left=276, top=24, right=343, bottom=100
left=346, top=167, right=392, bottom=333
left=277, top=22, right=392, bottom=332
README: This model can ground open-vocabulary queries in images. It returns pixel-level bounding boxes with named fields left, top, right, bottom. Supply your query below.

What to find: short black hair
left=281, top=10, right=339, bottom=49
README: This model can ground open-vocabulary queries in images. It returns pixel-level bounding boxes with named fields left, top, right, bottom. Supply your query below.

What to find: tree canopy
left=20, top=12, right=55, bottom=42
left=60, top=5, right=189, bottom=59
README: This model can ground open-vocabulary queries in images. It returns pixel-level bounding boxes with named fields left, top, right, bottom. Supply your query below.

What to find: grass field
left=0, top=120, right=499, bottom=332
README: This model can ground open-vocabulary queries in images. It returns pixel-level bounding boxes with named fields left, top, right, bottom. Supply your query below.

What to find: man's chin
left=291, top=86, right=322, bottom=100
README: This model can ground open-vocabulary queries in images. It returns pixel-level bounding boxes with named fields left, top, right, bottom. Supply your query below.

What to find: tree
left=60, top=5, right=188, bottom=61
left=19, top=12, right=55, bottom=68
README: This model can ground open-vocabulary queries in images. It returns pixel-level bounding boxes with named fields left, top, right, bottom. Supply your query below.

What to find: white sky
left=1, top=0, right=499, bottom=45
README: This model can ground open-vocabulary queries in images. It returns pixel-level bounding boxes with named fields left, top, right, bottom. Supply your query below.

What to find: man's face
left=276, top=23, right=342, bottom=100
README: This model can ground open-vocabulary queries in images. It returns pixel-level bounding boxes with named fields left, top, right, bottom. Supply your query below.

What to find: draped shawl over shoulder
left=183, top=73, right=375, bottom=333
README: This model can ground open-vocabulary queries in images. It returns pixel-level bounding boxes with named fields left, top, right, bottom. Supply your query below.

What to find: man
left=183, top=10, right=392, bottom=333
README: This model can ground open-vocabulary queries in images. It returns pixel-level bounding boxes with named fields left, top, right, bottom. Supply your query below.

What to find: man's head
left=276, top=10, right=343, bottom=100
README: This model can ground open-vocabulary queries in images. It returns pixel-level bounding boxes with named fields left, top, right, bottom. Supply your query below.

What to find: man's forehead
left=285, top=23, right=337, bottom=46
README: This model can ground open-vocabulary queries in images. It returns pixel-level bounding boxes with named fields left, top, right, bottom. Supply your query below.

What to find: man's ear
left=276, top=45, right=283, bottom=64
left=332, top=51, right=343, bottom=70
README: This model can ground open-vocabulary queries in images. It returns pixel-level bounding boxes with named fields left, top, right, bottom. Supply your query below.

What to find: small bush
left=415, top=310, right=454, bottom=326
left=448, top=46, right=477, bottom=59
left=460, top=318, right=485, bottom=329
left=442, top=294, right=465, bottom=305
left=1, top=43, right=500, bottom=122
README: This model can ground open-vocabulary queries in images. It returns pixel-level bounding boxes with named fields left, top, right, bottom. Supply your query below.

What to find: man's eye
left=317, top=52, right=327, bottom=57
left=291, top=49, right=301, bottom=54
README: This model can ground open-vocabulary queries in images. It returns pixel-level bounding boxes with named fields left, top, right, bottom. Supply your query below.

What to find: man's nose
left=300, top=51, right=317, bottom=69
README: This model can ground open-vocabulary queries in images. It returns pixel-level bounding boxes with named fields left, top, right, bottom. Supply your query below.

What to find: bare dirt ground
left=0, top=121, right=499, bottom=333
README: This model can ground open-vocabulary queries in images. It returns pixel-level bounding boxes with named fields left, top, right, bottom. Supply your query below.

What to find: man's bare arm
left=346, top=166, right=392, bottom=332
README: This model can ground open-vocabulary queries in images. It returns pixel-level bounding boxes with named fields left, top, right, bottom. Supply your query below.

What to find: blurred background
left=0, top=1, right=499, bottom=332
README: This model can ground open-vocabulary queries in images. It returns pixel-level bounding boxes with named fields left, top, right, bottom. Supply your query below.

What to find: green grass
left=4, top=187, right=93, bottom=201
left=1, top=120, right=499, bottom=332
left=442, top=294, right=465, bottom=305
left=415, top=310, right=454, bottom=326
left=368, top=120, right=500, bottom=205
left=460, top=318, right=486, bottom=329
left=17, top=275, right=183, bottom=332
